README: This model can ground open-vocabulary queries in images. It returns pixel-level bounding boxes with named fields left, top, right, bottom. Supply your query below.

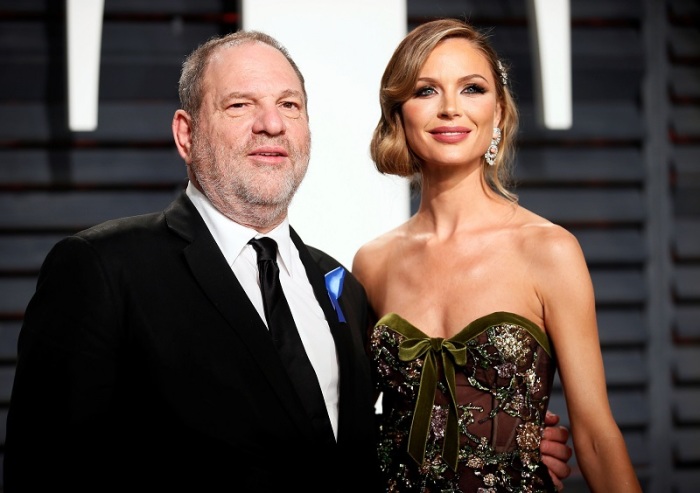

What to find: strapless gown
left=371, top=311, right=557, bottom=492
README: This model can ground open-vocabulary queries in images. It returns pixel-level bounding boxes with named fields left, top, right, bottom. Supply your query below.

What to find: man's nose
left=251, top=103, right=285, bottom=135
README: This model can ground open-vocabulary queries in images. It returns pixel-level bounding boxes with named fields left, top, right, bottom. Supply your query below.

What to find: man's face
left=187, top=42, right=311, bottom=228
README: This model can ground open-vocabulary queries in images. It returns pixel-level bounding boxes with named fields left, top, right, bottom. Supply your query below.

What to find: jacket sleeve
left=4, top=235, right=124, bottom=492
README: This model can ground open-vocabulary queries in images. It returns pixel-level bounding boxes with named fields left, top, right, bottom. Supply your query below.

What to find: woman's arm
left=537, top=228, right=642, bottom=492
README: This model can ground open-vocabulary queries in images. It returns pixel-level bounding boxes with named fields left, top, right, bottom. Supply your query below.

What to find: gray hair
left=178, top=30, right=307, bottom=127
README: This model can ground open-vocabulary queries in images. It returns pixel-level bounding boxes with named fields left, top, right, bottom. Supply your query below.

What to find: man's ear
left=172, top=109, right=194, bottom=163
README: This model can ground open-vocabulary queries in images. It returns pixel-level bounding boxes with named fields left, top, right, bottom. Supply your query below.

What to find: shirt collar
left=252, top=221, right=294, bottom=276
left=185, top=182, right=295, bottom=275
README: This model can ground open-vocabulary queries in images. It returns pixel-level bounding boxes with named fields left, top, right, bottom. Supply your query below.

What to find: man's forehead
left=206, top=42, right=302, bottom=90
left=211, top=42, right=289, bottom=72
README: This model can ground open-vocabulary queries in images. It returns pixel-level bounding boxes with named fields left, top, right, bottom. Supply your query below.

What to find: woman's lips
left=429, top=126, right=470, bottom=143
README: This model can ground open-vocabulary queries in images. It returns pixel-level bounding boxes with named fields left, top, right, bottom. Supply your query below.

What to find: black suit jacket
left=4, top=192, right=379, bottom=492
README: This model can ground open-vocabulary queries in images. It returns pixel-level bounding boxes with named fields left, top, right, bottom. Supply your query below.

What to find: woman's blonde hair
left=370, top=18, right=519, bottom=200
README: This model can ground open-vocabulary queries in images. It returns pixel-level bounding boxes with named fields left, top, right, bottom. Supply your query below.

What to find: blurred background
left=0, top=1, right=698, bottom=491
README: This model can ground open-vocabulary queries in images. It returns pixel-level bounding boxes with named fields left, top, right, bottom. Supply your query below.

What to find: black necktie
left=248, top=237, right=333, bottom=438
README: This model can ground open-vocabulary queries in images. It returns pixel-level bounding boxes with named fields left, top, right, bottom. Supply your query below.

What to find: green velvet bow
left=398, top=337, right=468, bottom=471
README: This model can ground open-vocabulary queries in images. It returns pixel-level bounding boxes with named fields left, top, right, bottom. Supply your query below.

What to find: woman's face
left=401, top=37, right=501, bottom=170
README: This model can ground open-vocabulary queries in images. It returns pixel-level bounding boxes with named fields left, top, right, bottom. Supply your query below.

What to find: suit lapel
left=291, top=229, right=358, bottom=441
left=164, top=194, right=317, bottom=438
left=291, top=228, right=342, bottom=337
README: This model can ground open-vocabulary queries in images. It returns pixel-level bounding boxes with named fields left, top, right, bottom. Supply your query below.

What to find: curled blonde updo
left=370, top=18, right=519, bottom=200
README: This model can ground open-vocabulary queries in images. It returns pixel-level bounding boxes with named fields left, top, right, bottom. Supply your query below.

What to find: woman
left=353, top=19, right=642, bottom=492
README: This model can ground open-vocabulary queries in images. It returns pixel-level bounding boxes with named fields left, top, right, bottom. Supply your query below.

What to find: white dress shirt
left=186, top=182, right=340, bottom=438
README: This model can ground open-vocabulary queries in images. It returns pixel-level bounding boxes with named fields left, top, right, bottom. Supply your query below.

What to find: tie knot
left=249, top=237, right=278, bottom=262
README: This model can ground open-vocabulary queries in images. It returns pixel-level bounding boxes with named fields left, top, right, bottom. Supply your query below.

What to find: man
left=5, top=30, right=378, bottom=492
left=4, top=30, right=571, bottom=492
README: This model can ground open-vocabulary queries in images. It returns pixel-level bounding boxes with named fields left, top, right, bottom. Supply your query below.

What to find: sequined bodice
left=371, top=312, right=557, bottom=492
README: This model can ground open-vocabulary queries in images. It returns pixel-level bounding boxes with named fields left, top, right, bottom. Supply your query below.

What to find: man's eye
left=280, top=101, right=302, bottom=117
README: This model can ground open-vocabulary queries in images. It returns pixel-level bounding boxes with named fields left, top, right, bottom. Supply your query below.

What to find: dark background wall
left=0, top=0, right=698, bottom=491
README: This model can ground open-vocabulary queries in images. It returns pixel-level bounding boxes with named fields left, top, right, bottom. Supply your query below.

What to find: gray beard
left=189, top=131, right=309, bottom=230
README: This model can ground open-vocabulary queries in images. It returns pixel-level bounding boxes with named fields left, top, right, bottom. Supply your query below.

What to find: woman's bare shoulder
left=514, top=206, right=588, bottom=280
left=516, top=207, right=579, bottom=246
left=352, top=223, right=406, bottom=283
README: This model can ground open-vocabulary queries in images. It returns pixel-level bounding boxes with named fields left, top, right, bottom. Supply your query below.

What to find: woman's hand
left=541, top=411, right=573, bottom=490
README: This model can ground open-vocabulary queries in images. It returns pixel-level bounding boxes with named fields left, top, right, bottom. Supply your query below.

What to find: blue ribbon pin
left=324, top=266, right=346, bottom=323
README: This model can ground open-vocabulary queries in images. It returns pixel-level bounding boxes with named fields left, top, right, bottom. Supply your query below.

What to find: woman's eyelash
left=414, top=86, right=435, bottom=97
left=413, top=84, right=487, bottom=97
left=464, top=84, right=486, bottom=94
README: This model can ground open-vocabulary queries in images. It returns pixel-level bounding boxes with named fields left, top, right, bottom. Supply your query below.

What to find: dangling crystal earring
left=484, top=127, right=502, bottom=166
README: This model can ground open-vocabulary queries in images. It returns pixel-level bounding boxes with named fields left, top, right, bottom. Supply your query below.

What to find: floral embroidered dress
left=371, top=311, right=557, bottom=492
